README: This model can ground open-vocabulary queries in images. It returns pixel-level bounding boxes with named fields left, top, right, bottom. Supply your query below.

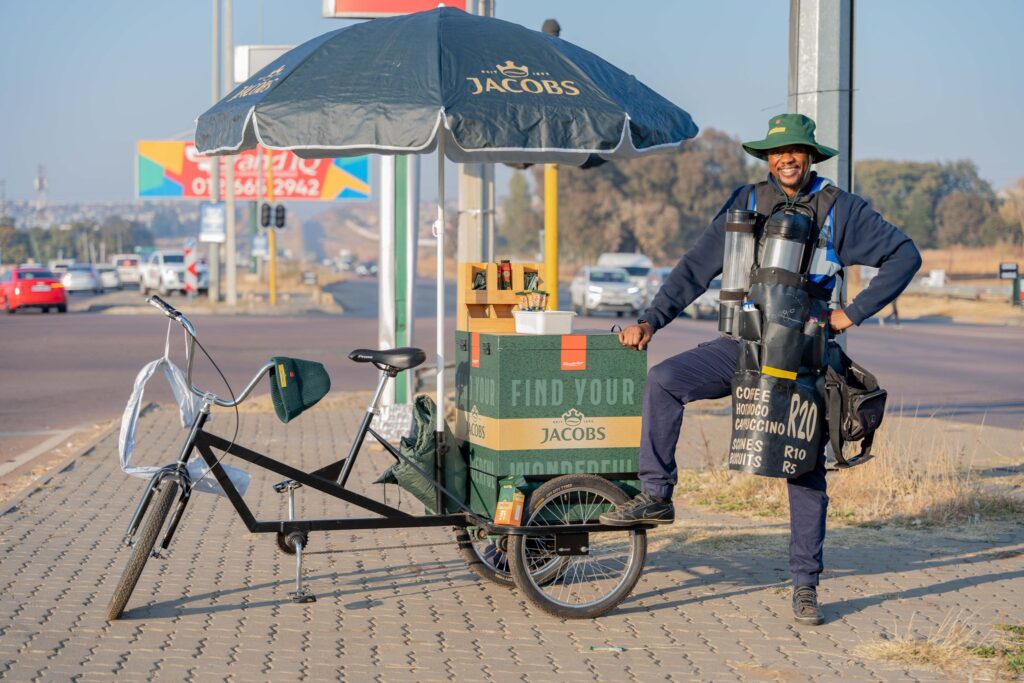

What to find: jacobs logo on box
left=457, top=407, right=640, bottom=451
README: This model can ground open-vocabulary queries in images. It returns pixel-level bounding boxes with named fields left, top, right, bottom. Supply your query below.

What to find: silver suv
left=140, top=251, right=208, bottom=296
left=570, top=266, right=644, bottom=317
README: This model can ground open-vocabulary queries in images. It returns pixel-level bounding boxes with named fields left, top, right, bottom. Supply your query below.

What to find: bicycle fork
left=122, top=410, right=206, bottom=552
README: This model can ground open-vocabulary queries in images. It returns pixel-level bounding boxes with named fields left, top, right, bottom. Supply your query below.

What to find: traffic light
left=260, top=203, right=272, bottom=228
left=274, top=204, right=286, bottom=229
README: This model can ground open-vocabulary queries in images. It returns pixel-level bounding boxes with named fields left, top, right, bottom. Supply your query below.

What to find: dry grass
left=879, top=293, right=1024, bottom=326
left=856, top=611, right=991, bottom=675
left=857, top=612, right=1024, bottom=679
left=919, top=245, right=1024, bottom=278
left=676, top=418, right=1024, bottom=527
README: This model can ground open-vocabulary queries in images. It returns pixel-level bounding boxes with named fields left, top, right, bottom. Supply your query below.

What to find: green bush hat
left=742, top=113, right=838, bottom=163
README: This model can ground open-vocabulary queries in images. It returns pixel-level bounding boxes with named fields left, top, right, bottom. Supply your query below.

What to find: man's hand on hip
left=619, top=322, right=654, bottom=350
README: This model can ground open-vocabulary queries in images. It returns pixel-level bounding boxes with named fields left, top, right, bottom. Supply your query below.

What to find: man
left=599, top=114, right=921, bottom=625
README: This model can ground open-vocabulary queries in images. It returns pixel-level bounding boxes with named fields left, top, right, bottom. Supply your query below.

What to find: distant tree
left=499, top=172, right=542, bottom=258
left=532, top=128, right=751, bottom=264
left=0, top=226, right=29, bottom=265
left=935, top=191, right=992, bottom=247
left=854, top=160, right=1001, bottom=248
left=100, top=216, right=153, bottom=255
left=1000, top=177, right=1024, bottom=246
left=150, top=206, right=183, bottom=237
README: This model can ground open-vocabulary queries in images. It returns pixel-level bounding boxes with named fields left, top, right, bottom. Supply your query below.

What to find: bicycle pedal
left=289, top=590, right=316, bottom=604
left=273, top=479, right=303, bottom=493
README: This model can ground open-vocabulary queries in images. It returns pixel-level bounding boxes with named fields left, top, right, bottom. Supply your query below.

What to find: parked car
left=570, top=266, right=644, bottom=317
left=97, top=265, right=122, bottom=290
left=139, top=251, right=209, bottom=296
left=688, top=276, right=722, bottom=319
left=0, top=267, right=67, bottom=313
left=111, top=254, right=141, bottom=284
left=63, top=264, right=103, bottom=293
left=596, top=252, right=653, bottom=299
left=355, top=260, right=378, bottom=277
left=645, top=266, right=674, bottom=307
left=47, top=258, right=75, bottom=275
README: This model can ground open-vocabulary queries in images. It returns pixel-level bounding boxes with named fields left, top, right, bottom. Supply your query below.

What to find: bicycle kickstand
left=282, top=482, right=315, bottom=604
left=288, top=534, right=316, bottom=604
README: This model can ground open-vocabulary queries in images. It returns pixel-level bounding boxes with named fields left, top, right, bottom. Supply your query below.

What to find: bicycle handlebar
left=144, top=295, right=266, bottom=408
left=146, top=294, right=180, bottom=320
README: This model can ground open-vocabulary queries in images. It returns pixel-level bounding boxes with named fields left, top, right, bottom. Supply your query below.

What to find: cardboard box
left=494, top=475, right=526, bottom=526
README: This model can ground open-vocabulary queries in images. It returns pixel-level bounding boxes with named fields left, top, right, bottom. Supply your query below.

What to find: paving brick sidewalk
left=0, top=402, right=1021, bottom=682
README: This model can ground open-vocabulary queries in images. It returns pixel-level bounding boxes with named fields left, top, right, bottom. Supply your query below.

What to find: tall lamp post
left=224, top=0, right=238, bottom=307
left=208, top=0, right=221, bottom=303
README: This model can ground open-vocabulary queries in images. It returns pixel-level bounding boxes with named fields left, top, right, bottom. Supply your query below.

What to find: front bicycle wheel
left=106, top=480, right=178, bottom=620
left=508, top=474, right=646, bottom=619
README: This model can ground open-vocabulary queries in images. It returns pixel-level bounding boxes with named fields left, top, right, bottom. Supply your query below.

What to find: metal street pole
left=266, top=149, right=277, bottom=307
left=789, top=0, right=854, bottom=353
left=788, top=0, right=854, bottom=191
left=224, top=0, right=237, bottom=306
left=401, top=156, right=420, bottom=403
left=378, top=156, right=397, bottom=405
left=208, top=0, right=221, bottom=303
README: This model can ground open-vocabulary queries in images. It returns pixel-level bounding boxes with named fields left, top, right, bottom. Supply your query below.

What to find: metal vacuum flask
left=760, top=209, right=814, bottom=274
left=718, top=209, right=758, bottom=335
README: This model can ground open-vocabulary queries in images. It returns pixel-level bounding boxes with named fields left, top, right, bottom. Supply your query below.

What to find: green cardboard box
left=454, top=330, right=645, bottom=517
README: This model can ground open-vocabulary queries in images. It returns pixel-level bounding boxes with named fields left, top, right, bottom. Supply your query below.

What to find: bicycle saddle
left=348, top=347, right=426, bottom=371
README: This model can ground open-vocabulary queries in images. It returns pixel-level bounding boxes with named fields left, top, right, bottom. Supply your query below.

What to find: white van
left=110, top=254, right=141, bottom=284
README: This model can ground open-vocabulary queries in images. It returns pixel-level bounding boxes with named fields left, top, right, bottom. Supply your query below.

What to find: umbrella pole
left=434, top=129, right=447, bottom=513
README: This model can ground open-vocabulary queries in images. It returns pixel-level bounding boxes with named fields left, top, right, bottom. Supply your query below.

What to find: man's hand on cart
left=619, top=322, right=654, bottom=351
left=828, top=309, right=854, bottom=332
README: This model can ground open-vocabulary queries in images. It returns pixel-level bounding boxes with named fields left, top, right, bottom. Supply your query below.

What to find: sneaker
left=599, top=493, right=674, bottom=526
left=792, top=585, right=824, bottom=625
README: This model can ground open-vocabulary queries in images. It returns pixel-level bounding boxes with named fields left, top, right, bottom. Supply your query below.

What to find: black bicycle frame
left=158, top=408, right=472, bottom=542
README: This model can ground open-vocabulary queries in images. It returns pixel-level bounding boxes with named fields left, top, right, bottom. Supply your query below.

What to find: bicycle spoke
left=518, top=485, right=640, bottom=609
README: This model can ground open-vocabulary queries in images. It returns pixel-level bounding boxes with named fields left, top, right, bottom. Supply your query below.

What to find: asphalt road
left=1, top=280, right=1020, bottom=467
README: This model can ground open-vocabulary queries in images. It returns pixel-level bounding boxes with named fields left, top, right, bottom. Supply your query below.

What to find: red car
left=0, top=267, right=68, bottom=313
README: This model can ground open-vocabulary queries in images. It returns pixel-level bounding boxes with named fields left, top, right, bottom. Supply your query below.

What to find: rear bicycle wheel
left=106, top=480, right=178, bottom=620
left=508, top=474, right=646, bottom=619
left=456, top=528, right=513, bottom=585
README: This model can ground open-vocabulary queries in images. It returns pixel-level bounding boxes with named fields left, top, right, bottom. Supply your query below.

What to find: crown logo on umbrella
left=496, top=60, right=529, bottom=78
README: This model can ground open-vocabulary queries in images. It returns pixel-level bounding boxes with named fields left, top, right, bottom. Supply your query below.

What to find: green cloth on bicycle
left=374, top=395, right=467, bottom=514
left=269, top=357, right=331, bottom=423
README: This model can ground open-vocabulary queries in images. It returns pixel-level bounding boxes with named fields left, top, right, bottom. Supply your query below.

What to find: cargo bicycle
left=107, top=296, right=650, bottom=621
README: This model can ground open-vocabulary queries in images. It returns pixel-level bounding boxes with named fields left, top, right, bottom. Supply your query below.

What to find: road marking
left=0, top=430, right=71, bottom=437
left=0, top=421, right=99, bottom=478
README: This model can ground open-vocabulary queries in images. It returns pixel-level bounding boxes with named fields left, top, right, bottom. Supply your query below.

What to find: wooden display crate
left=457, top=261, right=542, bottom=332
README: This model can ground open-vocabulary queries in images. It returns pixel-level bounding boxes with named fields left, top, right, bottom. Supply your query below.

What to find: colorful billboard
left=136, top=141, right=371, bottom=201
left=322, top=0, right=465, bottom=18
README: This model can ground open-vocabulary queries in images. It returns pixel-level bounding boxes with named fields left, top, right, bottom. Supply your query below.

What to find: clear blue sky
left=0, top=0, right=1021, bottom=203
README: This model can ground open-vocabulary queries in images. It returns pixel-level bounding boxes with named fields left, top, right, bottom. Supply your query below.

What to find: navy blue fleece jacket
left=642, top=175, right=922, bottom=331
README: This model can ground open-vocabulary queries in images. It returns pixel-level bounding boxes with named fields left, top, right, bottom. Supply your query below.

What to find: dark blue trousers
left=639, top=335, right=829, bottom=587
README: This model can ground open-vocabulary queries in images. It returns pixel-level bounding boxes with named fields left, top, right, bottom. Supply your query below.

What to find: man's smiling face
left=767, top=145, right=812, bottom=197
